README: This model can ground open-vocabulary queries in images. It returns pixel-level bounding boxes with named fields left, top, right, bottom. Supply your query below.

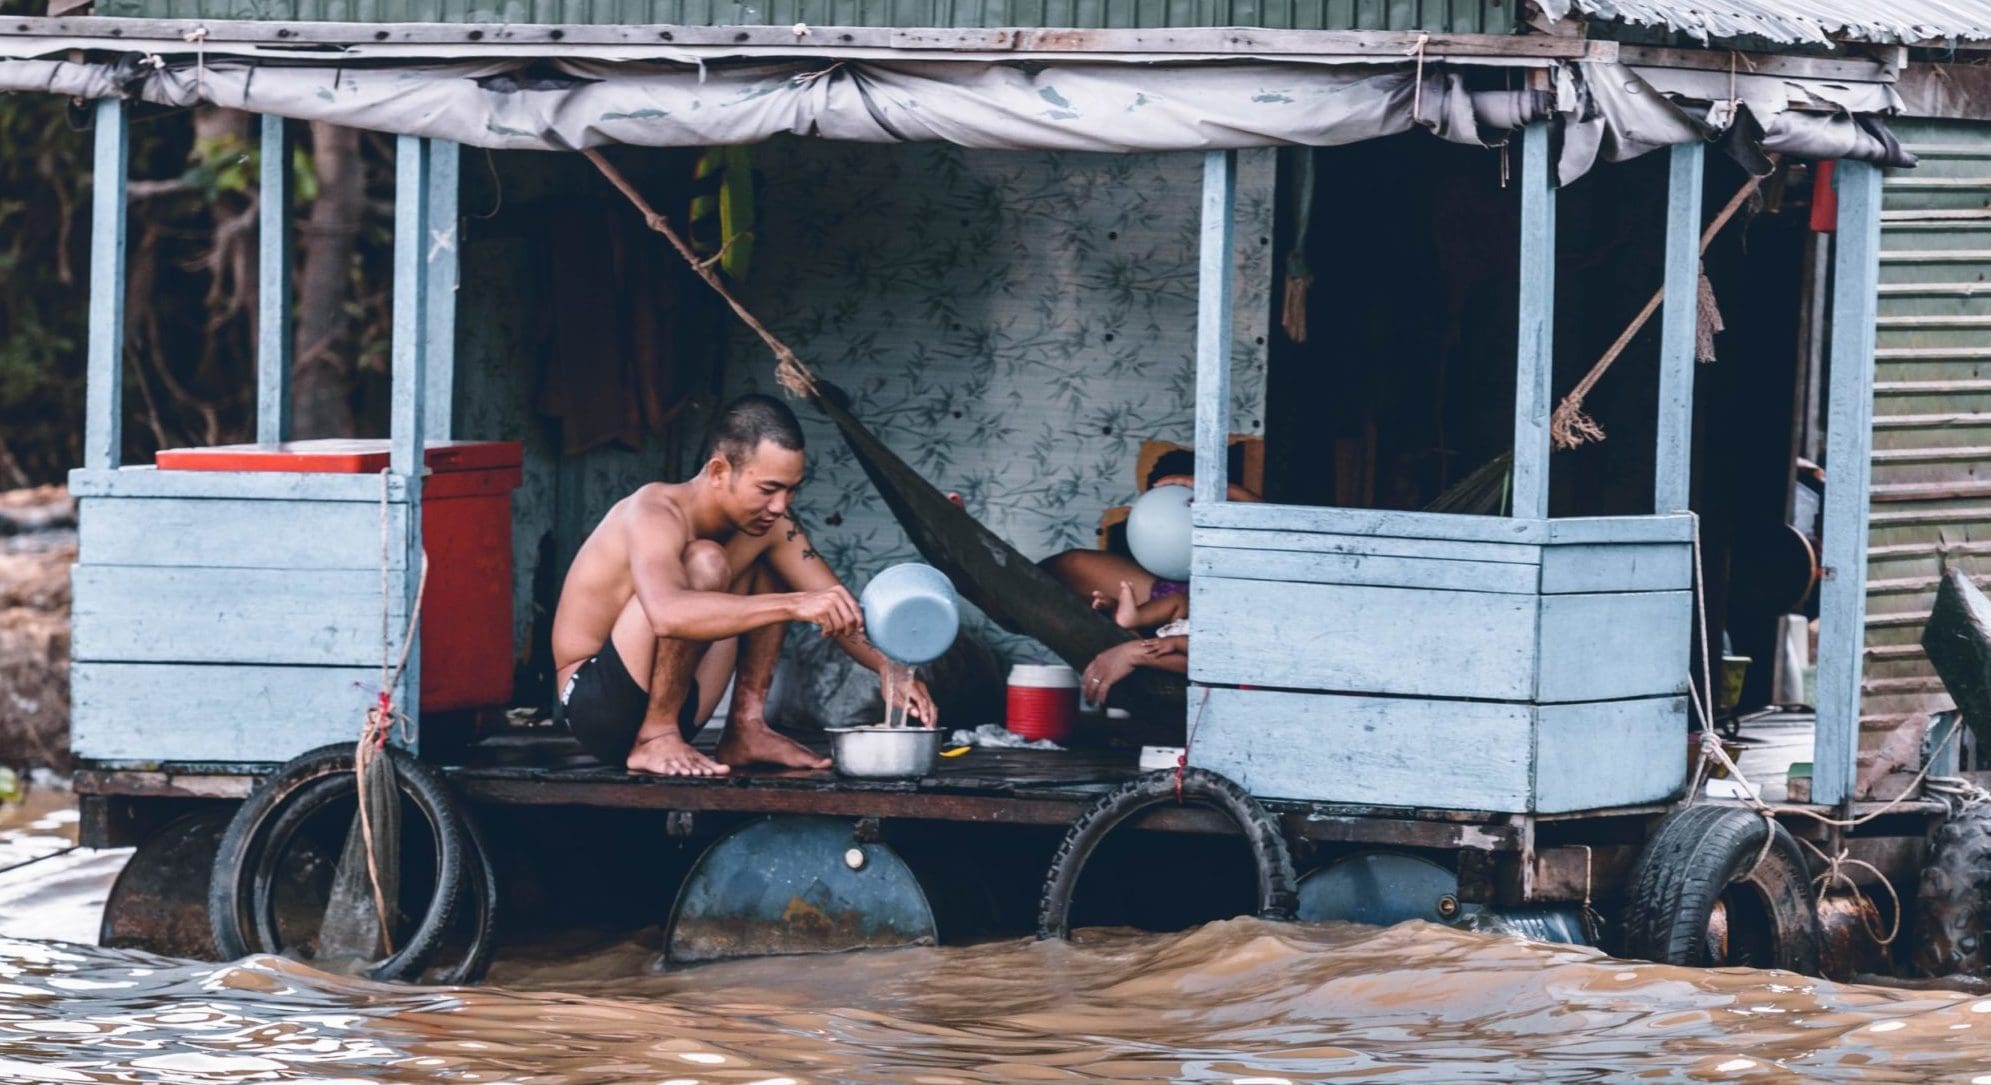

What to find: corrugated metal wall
left=1865, top=118, right=1991, bottom=722
left=96, top=0, right=1510, bottom=31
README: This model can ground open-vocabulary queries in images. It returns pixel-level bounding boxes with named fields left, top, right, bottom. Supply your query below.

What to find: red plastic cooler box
left=156, top=439, right=524, bottom=712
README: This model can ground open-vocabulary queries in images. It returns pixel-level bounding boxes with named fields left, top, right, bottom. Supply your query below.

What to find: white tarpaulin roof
left=0, top=53, right=1912, bottom=177
left=0, top=56, right=1549, bottom=150
left=1538, top=0, right=1991, bottom=44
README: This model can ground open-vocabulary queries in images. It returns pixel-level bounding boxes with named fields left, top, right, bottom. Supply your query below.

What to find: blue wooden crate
left=1185, top=502, right=1692, bottom=814
left=67, top=467, right=417, bottom=764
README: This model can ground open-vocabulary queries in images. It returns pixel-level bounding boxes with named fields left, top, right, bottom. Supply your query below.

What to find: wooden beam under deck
left=72, top=751, right=1940, bottom=859
left=75, top=746, right=1521, bottom=851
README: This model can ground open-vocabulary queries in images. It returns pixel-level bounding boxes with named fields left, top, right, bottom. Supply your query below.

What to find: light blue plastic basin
left=860, top=562, right=961, bottom=665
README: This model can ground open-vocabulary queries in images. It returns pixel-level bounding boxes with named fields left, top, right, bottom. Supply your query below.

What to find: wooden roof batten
left=0, top=16, right=1620, bottom=60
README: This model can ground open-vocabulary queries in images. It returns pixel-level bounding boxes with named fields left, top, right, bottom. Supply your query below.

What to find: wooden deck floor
left=451, top=730, right=1152, bottom=827
left=73, top=713, right=1941, bottom=856
left=434, top=728, right=1528, bottom=850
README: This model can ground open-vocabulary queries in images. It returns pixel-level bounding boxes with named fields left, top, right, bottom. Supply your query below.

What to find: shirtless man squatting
left=551, top=394, right=937, bottom=777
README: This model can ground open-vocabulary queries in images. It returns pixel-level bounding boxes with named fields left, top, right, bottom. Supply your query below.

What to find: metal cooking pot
left=826, top=725, right=942, bottom=779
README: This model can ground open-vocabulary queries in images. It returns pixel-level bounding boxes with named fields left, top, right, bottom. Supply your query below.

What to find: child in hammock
left=1038, top=449, right=1257, bottom=636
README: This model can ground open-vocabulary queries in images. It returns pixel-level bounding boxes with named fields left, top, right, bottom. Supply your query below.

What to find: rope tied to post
left=346, top=469, right=430, bottom=956
left=181, top=26, right=208, bottom=96
left=1800, top=837, right=1902, bottom=947
left=1405, top=33, right=1430, bottom=125
left=1548, top=165, right=1767, bottom=450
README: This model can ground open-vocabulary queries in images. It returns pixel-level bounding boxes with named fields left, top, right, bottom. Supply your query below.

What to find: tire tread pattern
left=1621, top=804, right=1821, bottom=975
left=1912, top=805, right=1991, bottom=978
left=208, top=743, right=471, bottom=982
left=1036, top=768, right=1297, bottom=940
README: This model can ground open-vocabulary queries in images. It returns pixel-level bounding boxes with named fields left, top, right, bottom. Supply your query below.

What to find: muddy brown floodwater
left=6, top=794, right=1991, bottom=1084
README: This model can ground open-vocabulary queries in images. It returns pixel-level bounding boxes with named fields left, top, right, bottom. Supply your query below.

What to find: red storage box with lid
left=155, top=439, right=523, bottom=712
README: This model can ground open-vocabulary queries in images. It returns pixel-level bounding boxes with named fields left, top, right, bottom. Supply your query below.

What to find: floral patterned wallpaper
left=717, top=139, right=1275, bottom=666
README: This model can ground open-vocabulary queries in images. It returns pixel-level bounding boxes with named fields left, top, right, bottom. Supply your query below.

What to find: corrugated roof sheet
left=1537, top=0, right=1991, bottom=44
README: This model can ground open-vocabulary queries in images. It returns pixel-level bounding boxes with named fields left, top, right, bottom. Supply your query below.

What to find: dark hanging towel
left=539, top=198, right=717, bottom=456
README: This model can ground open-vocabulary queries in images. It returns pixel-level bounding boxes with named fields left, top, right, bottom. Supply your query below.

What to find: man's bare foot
left=716, top=719, right=832, bottom=770
left=1114, top=580, right=1141, bottom=629
left=626, top=734, right=731, bottom=777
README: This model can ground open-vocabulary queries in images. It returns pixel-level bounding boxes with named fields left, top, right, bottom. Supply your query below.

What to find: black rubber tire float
left=209, top=742, right=498, bottom=984
left=429, top=795, right=502, bottom=986
left=1913, top=804, right=1991, bottom=979
left=1036, top=768, right=1297, bottom=940
left=1620, top=804, right=1821, bottom=974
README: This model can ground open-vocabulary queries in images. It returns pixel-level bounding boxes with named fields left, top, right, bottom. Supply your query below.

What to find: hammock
left=577, top=151, right=1186, bottom=719
left=814, top=383, right=1188, bottom=718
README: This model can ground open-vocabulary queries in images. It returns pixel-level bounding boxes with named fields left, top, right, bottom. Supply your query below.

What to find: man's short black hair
left=703, top=394, right=806, bottom=468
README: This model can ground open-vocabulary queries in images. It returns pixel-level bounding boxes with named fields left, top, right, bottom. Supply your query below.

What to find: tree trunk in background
left=192, top=107, right=254, bottom=396
left=291, top=122, right=362, bottom=439
left=191, top=107, right=251, bottom=153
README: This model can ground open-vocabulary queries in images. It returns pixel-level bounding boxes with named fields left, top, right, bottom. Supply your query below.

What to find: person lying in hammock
left=1037, top=449, right=1258, bottom=635
left=551, top=394, right=937, bottom=777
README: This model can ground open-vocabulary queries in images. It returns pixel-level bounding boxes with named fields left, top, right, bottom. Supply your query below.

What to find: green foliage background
left=0, top=9, right=93, bottom=484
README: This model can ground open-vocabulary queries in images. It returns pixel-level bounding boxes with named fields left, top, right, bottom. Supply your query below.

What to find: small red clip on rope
left=1176, top=687, right=1213, bottom=804
left=372, top=692, right=395, bottom=748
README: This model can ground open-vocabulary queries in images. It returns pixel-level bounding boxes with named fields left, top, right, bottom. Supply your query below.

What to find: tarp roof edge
left=0, top=54, right=1913, bottom=175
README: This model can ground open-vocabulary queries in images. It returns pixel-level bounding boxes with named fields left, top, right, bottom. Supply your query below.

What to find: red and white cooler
left=1006, top=663, right=1079, bottom=744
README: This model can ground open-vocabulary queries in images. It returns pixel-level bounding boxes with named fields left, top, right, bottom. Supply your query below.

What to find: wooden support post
left=85, top=97, right=128, bottom=471
left=1654, top=141, right=1704, bottom=514
left=1815, top=159, right=1883, bottom=811
left=1195, top=150, right=1236, bottom=508
left=1510, top=121, right=1556, bottom=520
left=256, top=114, right=292, bottom=445
left=390, top=135, right=431, bottom=743
left=423, top=139, right=460, bottom=441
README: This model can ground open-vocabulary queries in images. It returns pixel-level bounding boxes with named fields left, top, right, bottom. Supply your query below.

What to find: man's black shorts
left=558, top=638, right=701, bottom=766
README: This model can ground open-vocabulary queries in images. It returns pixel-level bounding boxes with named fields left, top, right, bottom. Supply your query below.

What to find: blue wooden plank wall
left=1187, top=687, right=1687, bottom=814
left=71, top=663, right=384, bottom=763
left=1186, top=502, right=1693, bottom=812
left=69, top=489, right=418, bottom=762
left=1189, top=508, right=1691, bottom=704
